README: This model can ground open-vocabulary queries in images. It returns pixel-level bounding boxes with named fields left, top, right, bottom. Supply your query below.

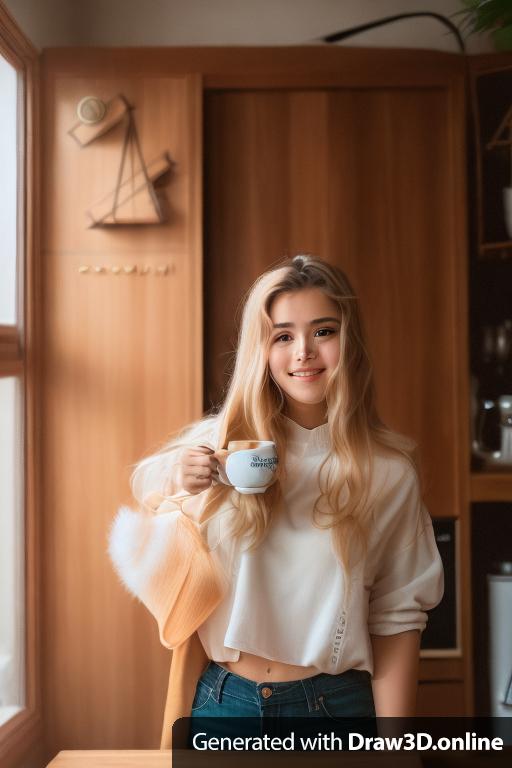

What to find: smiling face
left=267, top=288, right=342, bottom=428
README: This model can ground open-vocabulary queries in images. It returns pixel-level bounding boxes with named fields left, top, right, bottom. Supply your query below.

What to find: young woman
left=109, top=255, right=443, bottom=745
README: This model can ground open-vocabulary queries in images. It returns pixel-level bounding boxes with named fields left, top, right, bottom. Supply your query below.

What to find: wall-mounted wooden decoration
left=69, top=94, right=128, bottom=147
left=69, top=93, right=173, bottom=226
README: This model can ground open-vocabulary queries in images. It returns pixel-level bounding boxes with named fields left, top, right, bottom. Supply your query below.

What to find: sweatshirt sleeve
left=367, top=463, right=444, bottom=636
left=107, top=499, right=228, bottom=649
left=132, top=416, right=220, bottom=508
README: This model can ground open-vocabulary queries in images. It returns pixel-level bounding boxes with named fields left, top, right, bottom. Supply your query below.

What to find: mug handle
left=211, top=449, right=230, bottom=485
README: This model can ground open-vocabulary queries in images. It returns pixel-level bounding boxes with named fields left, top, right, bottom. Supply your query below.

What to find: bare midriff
left=218, top=651, right=319, bottom=683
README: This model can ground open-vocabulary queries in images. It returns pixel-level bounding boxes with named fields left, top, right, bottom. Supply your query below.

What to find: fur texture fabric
left=108, top=504, right=227, bottom=648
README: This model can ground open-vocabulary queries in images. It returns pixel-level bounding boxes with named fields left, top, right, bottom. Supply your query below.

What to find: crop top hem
left=220, top=639, right=321, bottom=670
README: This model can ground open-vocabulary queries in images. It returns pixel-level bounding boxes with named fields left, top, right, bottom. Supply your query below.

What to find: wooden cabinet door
left=418, top=682, right=466, bottom=716
left=204, top=83, right=468, bottom=521
left=41, top=66, right=202, bottom=752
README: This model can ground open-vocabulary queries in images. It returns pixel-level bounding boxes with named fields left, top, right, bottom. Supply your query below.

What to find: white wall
left=2, top=0, right=80, bottom=48
left=3, top=0, right=494, bottom=52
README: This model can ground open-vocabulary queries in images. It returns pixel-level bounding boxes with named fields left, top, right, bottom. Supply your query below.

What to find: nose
left=295, top=336, right=315, bottom=362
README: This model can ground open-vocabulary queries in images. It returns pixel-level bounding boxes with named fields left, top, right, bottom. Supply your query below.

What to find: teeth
left=290, top=370, right=322, bottom=377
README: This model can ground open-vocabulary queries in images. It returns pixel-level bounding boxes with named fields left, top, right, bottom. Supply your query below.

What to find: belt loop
left=212, top=665, right=230, bottom=703
left=300, top=676, right=319, bottom=712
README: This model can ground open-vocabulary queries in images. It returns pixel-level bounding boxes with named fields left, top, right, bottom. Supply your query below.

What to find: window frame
left=0, top=3, right=41, bottom=767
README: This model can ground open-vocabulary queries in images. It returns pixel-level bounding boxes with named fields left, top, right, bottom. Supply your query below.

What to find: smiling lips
left=289, top=368, right=325, bottom=378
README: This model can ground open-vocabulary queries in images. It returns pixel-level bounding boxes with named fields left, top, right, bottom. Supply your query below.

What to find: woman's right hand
left=179, top=445, right=219, bottom=494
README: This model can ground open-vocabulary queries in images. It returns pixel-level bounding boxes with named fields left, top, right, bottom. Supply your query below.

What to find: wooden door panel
left=417, top=682, right=466, bottom=716
left=205, top=87, right=465, bottom=519
left=42, top=71, right=202, bottom=752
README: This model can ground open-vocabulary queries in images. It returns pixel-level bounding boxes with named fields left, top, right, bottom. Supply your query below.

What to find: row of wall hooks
left=78, top=264, right=175, bottom=275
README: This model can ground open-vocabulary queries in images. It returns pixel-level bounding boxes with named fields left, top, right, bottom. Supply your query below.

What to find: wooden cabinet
left=469, top=54, right=512, bottom=492
left=466, top=54, right=512, bottom=717
left=204, top=81, right=468, bottom=521
left=41, top=56, right=203, bottom=755
left=417, top=682, right=466, bottom=717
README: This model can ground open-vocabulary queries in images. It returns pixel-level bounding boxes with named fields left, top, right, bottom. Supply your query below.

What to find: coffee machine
left=472, top=321, right=512, bottom=469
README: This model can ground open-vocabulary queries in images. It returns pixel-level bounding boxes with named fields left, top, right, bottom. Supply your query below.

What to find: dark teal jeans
left=188, top=661, right=376, bottom=748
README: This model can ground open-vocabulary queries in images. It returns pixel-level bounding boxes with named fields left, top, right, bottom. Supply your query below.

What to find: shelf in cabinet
left=478, top=241, right=512, bottom=259
left=470, top=472, right=512, bottom=502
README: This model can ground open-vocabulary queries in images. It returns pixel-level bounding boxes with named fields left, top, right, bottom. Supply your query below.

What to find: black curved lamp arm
left=322, top=12, right=466, bottom=54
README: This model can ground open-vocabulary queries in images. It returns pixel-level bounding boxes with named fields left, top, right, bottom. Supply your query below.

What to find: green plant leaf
left=493, top=22, right=512, bottom=49
left=454, top=0, right=512, bottom=36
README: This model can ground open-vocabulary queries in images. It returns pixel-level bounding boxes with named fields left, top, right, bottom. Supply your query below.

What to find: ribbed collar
left=282, top=415, right=330, bottom=452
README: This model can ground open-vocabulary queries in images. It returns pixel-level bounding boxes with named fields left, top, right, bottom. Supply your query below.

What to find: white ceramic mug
left=215, top=440, right=278, bottom=494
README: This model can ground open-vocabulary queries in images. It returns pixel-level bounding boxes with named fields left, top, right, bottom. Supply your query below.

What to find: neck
left=284, top=399, right=328, bottom=430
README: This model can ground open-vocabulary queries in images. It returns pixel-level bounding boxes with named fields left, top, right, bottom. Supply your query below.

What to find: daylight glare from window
left=0, top=54, right=17, bottom=325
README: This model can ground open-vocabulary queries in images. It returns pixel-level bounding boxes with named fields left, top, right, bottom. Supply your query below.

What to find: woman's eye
left=273, top=328, right=336, bottom=343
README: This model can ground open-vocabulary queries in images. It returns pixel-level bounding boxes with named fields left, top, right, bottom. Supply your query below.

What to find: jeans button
left=261, top=686, right=272, bottom=699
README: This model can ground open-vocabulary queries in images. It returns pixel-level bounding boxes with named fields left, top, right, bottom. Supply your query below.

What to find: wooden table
left=46, top=749, right=512, bottom=767
left=42, top=748, right=427, bottom=768
left=46, top=753, right=170, bottom=767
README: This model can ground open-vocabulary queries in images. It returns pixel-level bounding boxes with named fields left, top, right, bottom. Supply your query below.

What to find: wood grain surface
left=46, top=752, right=168, bottom=767
left=45, top=749, right=425, bottom=768
left=41, top=64, right=203, bottom=757
left=204, top=85, right=468, bottom=520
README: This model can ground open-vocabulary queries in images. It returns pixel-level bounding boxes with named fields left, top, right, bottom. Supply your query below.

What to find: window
left=0, top=6, right=39, bottom=767
left=0, top=379, right=25, bottom=725
left=0, top=53, right=18, bottom=325
left=0, top=48, right=25, bottom=729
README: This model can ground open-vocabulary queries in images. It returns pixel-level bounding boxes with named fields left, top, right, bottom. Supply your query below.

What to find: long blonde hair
left=131, top=255, right=418, bottom=575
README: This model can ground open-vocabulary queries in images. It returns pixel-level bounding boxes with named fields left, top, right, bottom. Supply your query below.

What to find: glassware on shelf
left=500, top=395, right=512, bottom=462
left=473, top=321, right=512, bottom=469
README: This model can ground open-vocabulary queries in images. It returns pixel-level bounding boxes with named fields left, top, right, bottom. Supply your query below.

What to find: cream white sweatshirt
left=109, top=415, right=444, bottom=675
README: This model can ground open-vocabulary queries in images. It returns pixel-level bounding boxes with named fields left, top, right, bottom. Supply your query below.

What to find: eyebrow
left=272, top=317, right=341, bottom=329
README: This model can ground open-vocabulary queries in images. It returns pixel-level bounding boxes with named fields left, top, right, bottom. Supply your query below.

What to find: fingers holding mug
left=181, top=445, right=219, bottom=494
